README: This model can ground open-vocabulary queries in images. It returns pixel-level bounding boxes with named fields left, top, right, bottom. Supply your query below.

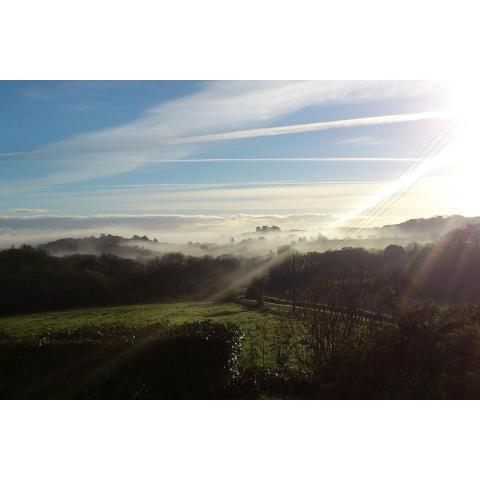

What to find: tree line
left=1, top=224, right=479, bottom=316
left=263, top=225, right=480, bottom=306
left=0, top=246, right=260, bottom=315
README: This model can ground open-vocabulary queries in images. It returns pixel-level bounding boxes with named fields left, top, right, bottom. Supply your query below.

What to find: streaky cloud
left=167, top=110, right=449, bottom=145
left=0, top=81, right=444, bottom=187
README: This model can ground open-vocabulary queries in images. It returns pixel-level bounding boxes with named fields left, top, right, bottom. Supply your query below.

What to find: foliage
left=0, top=246, right=255, bottom=314
left=2, top=225, right=480, bottom=398
left=0, top=301, right=283, bottom=367
left=0, top=321, right=244, bottom=399
left=268, top=303, right=480, bottom=399
left=266, top=224, right=480, bottom=306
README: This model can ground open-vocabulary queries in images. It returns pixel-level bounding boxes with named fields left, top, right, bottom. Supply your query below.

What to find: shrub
left=0, top=321, right=245, bottom=399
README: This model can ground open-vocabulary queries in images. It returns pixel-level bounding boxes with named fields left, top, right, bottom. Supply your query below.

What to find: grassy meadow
left=0, top=302, right=284, bottom=366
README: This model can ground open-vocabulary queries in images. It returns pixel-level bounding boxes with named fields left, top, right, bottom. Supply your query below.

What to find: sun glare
left=445, top=80, right=480, bottom=212
left=448, top=80, right=480, bottom=124
left=324, top=81, right=480, bottom=232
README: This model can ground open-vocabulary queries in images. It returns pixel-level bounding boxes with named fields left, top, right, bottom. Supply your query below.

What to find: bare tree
left=277, top=270, right=385, bottom=378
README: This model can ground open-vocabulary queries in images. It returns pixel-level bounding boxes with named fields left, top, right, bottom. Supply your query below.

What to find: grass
left=0, top=302, right=285, bottom=366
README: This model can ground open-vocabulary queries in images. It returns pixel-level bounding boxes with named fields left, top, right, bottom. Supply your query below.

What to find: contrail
left=165, top=110, right=450, bottom=145
left=0, top=156, right=422, bottom=163
left=0, top=110, right=449, bottom=158
left=0, top=150, right=42, bottom=158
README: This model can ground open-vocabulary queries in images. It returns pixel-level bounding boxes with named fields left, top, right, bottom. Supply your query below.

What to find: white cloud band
left=166, top=110, right=449, bottom=145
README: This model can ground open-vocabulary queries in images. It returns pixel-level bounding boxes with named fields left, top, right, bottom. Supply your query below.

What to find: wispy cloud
left=7, top=208, right=49, bottom=216
left=337, top=136, right=385, bottom=146
left=0, top=157, right=421, bottom=164
left=0, top=150, right=42, bottom=158
left=2, top=182, right=387, bottom=217
left=22, top=86, right=55, bottom=100
left=167, top=110, right=447, bottom=145
left=1, top=81, right=445, bottom=188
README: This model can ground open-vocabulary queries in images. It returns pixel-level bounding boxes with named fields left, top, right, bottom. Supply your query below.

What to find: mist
left=3, top=213, right=480, bottom=259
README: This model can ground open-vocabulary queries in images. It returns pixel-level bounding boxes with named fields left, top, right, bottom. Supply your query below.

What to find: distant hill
left=39, top=234, right=161, bottom=260
left=374, top=215, right=480, bottom=240
left=38, top=215, right=480, bottom=259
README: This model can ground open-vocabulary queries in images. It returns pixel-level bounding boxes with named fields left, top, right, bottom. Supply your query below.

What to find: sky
left=0, top=80, right=472, bottom=245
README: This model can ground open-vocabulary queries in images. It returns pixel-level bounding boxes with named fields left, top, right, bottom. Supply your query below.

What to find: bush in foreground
left=0, top=321, right=244, bottom=399
left=266, top=303, right=480, bottom=399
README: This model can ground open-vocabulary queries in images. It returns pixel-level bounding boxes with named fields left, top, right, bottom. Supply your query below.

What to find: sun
left=441, top=80, right=480, bottom=214
left=448, top=79, right=480, bottom=123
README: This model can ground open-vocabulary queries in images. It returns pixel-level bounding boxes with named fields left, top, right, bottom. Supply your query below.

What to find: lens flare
left=445, top=80, right=480, bottom=214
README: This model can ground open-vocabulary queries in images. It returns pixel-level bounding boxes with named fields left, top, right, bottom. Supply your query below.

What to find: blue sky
left=0, top=80, right=461, bottom=244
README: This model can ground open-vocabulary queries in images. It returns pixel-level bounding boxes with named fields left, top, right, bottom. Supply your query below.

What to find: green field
left=0, top=302, right=284, bottom=366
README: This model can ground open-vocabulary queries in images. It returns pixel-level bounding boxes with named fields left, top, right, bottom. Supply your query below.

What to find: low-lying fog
left=2, top=213, right=479, bottom=258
